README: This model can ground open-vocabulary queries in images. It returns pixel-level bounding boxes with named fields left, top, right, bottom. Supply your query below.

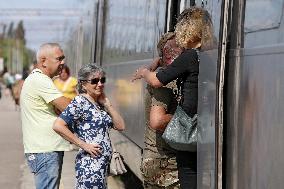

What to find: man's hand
left=54, top=107, right=61, bottom=115
left=51, top=96, right=71, bottom=112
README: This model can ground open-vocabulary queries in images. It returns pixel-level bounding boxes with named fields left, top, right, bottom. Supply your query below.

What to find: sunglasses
left=82, top=77, right=106, bottom=85
left=56, top=55, right=65, bottom=62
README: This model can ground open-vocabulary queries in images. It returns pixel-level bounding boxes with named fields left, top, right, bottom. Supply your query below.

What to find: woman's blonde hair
left=175, top=7, right=215, bottom=50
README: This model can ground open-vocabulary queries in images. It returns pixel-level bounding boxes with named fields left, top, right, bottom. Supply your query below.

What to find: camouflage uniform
left=141, top=81, right=180, bottom=189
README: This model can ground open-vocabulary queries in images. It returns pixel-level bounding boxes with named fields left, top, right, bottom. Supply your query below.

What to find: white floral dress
left=59, top=95, right=113, bottom=189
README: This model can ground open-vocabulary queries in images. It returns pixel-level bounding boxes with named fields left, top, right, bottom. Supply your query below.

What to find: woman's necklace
left=81, top=94, right=101, bottom=110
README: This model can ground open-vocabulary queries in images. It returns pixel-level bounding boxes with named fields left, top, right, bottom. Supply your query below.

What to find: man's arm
left=146, top=57, right=161, bottom=71
left=51, top=96, right=71, bottom=112
left=149, top=105, right=172, bottom=132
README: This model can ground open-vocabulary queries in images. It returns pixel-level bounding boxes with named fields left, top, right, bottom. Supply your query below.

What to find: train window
left=183, top=0, right=221, bottom=43
left=101, top=0, right=167, bottom=64
left=64, top=1, right=96, bottom=73
left=244, top=0, right=284, bottom=47
left=245, top=0, right=283, bottom=33
left=184, top=0, right=196, bottom=7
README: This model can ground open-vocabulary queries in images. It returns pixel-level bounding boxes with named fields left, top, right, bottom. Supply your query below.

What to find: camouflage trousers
left=144, top=181, right=180, bottom=189
left=141, top=157, right=180, bottom=189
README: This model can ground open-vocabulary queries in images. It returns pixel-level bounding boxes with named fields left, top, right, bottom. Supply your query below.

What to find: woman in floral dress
left=53, top=63, right=125, bottom=189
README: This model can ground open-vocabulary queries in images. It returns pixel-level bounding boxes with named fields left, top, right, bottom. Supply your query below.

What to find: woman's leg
left=176, top=151, right=197, bottom=189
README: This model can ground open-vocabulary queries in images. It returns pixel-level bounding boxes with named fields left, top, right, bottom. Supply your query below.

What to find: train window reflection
left=245, top=0, right=283, bottom=32
left=102, top=0, right=167, bottom=64
left=184, top=0, right=221, bottom=44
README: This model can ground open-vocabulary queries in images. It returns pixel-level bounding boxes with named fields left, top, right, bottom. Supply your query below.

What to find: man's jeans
left=25, top=151, right=64, bottom=189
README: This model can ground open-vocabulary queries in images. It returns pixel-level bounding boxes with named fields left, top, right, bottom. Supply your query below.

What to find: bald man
left=20, top=43, right=71, bottom=189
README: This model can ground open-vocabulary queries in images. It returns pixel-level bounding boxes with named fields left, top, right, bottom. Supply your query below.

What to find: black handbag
left=162, top=105, right=197, bottom=151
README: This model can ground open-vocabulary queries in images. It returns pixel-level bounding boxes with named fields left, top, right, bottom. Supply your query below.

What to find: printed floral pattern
left=60, top=95, right=113, bottom=189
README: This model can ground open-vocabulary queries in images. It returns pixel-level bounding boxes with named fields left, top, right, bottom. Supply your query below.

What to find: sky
left=0, top=0, right=92, bottom=50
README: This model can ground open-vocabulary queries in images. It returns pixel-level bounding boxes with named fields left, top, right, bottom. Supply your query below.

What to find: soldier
left=140, top=32, right=183, bottom=189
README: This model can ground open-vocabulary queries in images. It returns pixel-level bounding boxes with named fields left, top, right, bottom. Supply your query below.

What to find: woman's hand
left=81, top=142, right=102, bottom=157
left=98, top=93, right=125, bottom=131
left=53, top=118, right=103, bottom=157
left=98, top=93, right=112, bottom=108
left=132, top=58, right=162, bottom=82
left=131, top=66, right=163, bottom=88
left=131, top=66, right=148, bottom=82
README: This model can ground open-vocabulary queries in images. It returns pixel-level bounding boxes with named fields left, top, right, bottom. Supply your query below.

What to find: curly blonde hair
left=175, top=7, right=214, bottom=50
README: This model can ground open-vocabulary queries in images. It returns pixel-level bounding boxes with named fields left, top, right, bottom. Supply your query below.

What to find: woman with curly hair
left=132, top=7, right=214, bottom=189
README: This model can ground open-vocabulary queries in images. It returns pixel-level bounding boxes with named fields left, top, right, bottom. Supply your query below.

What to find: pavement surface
left=0, top=88, right=124, bottom=189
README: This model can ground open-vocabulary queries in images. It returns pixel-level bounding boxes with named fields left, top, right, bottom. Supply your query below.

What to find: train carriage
left=64, top=0, right=284, bottom=188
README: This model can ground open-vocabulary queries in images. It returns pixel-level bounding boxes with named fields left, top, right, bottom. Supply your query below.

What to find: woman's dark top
left=156, top=49, right=199, bottom=117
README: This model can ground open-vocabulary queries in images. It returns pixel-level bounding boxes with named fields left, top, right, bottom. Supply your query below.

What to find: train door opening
left=179, top=0, right=230, bottom=189
left=164, top=0, right=229, bottom=188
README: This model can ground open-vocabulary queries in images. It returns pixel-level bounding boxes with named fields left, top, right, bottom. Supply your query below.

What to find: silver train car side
left=64, top=0, right=284, bottom=188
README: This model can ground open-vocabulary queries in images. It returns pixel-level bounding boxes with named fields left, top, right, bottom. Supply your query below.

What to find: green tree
left=15, top=20, right=26, bottom=44
left=0, top=20, right=34, bottom=73
left=7, top=22, right=14, bottom=38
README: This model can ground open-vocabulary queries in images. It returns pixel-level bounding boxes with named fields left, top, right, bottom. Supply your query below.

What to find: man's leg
left=25, top=152, right=64, bottom=189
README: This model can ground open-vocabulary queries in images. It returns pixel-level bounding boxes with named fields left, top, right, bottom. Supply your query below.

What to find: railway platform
left=0, top=88, right=124, bottom=189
